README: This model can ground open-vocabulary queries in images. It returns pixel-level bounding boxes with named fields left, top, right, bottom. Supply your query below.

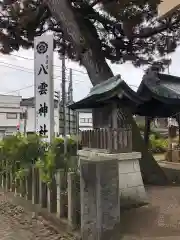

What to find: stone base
left=118, top=152, right=148, bottom=208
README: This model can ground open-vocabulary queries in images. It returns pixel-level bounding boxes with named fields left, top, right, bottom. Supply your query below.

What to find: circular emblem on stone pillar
left=37, top=41, right=48, bottom=54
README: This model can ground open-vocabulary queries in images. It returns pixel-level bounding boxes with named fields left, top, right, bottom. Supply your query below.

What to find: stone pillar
left=47, top=177, right=57, bottom=213
left=32, top=167, right=39, bottom=204
left=68, top=172, right=77, bottom=228
left=1, top=160, right=5, bottom=189
left=14, top=162, right=20, bottom=196
left=25, top=169, right=32, bottom=200
left=20, top=178, right=26, bottom=197
left=9, top=169, right=15, bottom=192
left=56, top=169, right=65, bottom=218
left=5, top=171, right=10, bottom=191
left=0, top=172, right=2, bottom=188
left=79, top=149, right=120, bottom=240
left=39, top=172, right=47, bottom=208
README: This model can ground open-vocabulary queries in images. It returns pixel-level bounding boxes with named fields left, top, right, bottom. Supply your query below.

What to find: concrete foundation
left=118, top=152, right=148, bottom=208
left=79, top=148, right=148, bottom=208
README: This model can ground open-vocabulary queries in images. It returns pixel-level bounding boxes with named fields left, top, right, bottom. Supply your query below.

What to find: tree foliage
left=0, top=0, right=180, bottom=70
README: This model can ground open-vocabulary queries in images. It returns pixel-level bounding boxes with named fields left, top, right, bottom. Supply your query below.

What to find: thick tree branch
left=134, top=16, right=180, bottom=39
left=45, top=0, right=113, bottom=85
left=90, top=0, right=101, bottom=8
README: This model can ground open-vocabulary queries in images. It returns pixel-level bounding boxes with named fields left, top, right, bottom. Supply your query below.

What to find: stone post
left=25, top=169, right=32, bottom=200
left=14, top=178, right=20, bottom=196
left=0, top=171, right=2, bottom=188
left=9, top=168, right=15, bottom=192
left=68, top=172, right=77, bottom=228
left=5, top=171, right=10, bottom=191
left=14, top=162, right=20, bottom=196
left=2, top=160, right=6, bottom=189
left=20, top=176, right=27, bottom=197
left=47, top=177, right=57, bottom=213
left=32, top=167, right=39, bottom=204
left=56, top=169, right=65, bottom=218
left=2, top=173, right=5, bottom=189
left=79, top=149, right=120, bottom=240
left=39, top=170, right=47, bottom=208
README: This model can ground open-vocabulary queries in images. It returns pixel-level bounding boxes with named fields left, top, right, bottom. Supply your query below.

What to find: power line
left=0, top=59, right=92, bottom=84
left=0, top=61, right=64, bottom=74
left=2, top=74, right=138, bottom=95
left=0, top=54, right=140, bottom=88
left=2, top=75, right=63, bottom=95
left=2, top=85, right=34, bottom=95
left=8, top=53, right=88, bottom=75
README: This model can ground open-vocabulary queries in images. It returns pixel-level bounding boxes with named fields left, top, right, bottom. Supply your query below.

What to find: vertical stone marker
left=79, top=149, right=120, bottom=240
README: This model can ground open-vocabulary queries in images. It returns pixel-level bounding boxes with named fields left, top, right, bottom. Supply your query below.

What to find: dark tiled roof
left=68, top=71, right=180, bottom=117
left=138, top=71, right=180, bottom=102
left=21, top=97, right=59, bottom=108
left=69, top=74, right=144, bottom=110
left=20, top=97, right=34, bottom=106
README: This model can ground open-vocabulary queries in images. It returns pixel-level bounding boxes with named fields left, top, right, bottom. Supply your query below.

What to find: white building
left=0, top=95, right=93, bottom=138
left=20, top=97, right=59, bottom=136
left=0, top=94, right=22, bottom=138
left=78, top=109, right=93, bottom=131
left=20, top=98, right=93, bottom=134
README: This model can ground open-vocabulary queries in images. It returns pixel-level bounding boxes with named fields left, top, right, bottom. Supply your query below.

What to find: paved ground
left=121, top=186, right=180, bottom=239
left=0, top=193, right=75, bottom=240
left=2, top=186, right=180, bottom=239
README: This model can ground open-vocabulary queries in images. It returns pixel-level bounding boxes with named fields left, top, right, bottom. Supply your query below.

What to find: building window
left=80, top=118, right=92, bottom=123
left=6, top=113, right=17, bottom=119
left=80, top=118, right=85, bottom=123
left=88, top=118, right=92, bottom=123
left=20, top=112, right=28, bottom=119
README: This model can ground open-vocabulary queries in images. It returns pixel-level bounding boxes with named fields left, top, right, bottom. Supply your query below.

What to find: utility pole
left=23, top=109, right=27, bottom=135
left=67, top=68, right=73, bottom=135
left=68, top=68, right=73, bottom=103
left=61, top=47, right=67, bottom=154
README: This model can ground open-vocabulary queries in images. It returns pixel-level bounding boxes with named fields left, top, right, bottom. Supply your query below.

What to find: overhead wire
left=0, top=53, right=139, bottom=95
left=8, top=53, right=88, bottom=75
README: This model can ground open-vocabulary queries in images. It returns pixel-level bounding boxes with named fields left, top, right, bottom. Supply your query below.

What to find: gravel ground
left=0, top=193, right=76, bottom=240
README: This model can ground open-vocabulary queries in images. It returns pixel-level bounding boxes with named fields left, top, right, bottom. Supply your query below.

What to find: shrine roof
left=137, top=71, right=180, bottom=103
left=69, top=74, right=144, bottom=109
left=69, top=71, right=180, bottom=117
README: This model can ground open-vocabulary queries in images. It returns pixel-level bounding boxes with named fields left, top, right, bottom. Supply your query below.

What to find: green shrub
left=0, top=134, right=80, bottom=184
left=149, top=134, right=168, bottom=153
left=0, top=134, right=46, bottom=180
left=138, top=123, right=162, bottom=139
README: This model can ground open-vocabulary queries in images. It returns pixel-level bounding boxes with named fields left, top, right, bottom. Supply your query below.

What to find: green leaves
left=0, top=134, right=81, bottom=185
left=35, top=137, right=81, bottom=185
left=0, top=134, right=46, bottom=180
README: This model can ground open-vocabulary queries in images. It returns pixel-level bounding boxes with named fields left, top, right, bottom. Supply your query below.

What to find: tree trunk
left=144, top=117, right=151, bottom=146
left=46, top=0, right=113, bottom=85
left=46, top=0, right=168, bottom=185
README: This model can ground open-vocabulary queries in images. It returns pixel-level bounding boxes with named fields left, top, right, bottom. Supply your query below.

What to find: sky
left=0, top=46, right=180, bottom=102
